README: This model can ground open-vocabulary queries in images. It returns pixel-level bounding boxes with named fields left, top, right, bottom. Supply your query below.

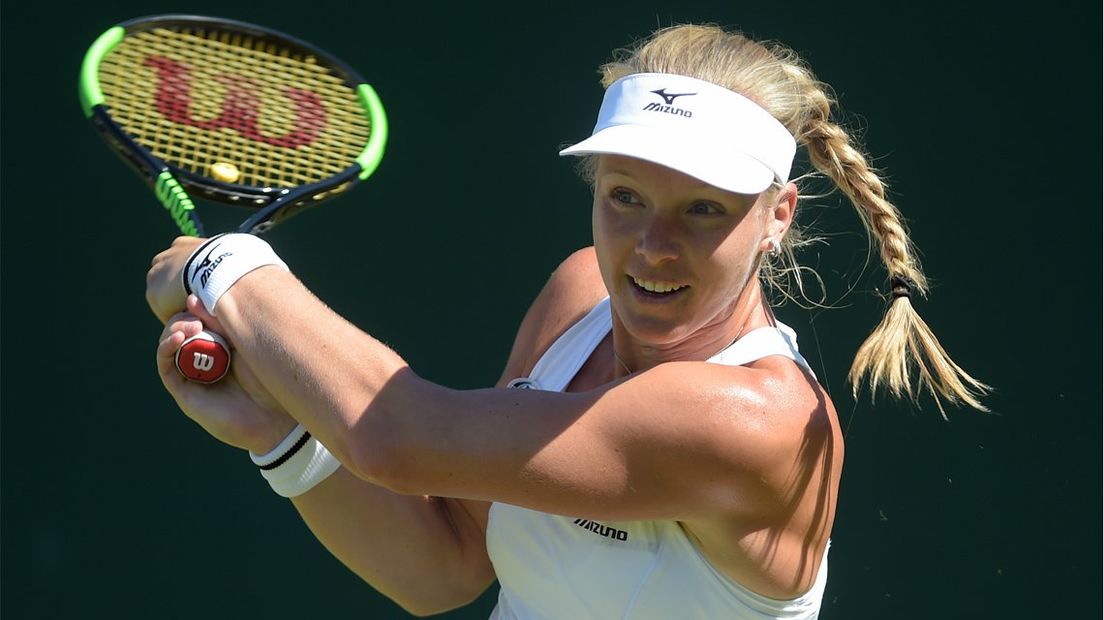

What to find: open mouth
left=629, top=275, right=688, bottom=298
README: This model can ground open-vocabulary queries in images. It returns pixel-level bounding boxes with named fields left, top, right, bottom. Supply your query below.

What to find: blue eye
left=688, top=202, right=722, bottom=215
left=612, top=188, right=640, bottom=205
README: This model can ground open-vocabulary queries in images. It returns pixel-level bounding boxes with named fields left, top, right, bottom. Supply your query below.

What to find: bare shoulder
left=529, top=247, right=607, bottom=348
left=750, top=357, right=838, bottom=443
left=627, top=357, right=837, bottom=487
left=680, top=357, right=842, bottom=598
left=496, top=247, right=607, bottom=384
left=721, top=356, right=841, bottom=495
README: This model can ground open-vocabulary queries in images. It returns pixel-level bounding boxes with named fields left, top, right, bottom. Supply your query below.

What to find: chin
left=610, top=303, right=699, bottom=346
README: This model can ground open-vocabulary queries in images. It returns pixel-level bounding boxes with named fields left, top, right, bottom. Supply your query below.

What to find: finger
left=157, top=326, right=186, bottom=356
left=159, top=312, right=207, bottom=342
left=185, top=295, right=225, bottom=333
left=150, top=248, right=171, bottom=268
left=150, top=245, right=170, bottom=266
left=157, top=320, right=210, bottom=371
left=156, top=329, right=189, bottom=395
left=173, top=235, right=206, bottom=248
left=156, top=321, right=223, bottom=396
left=157, top=329, right=186, bottom=373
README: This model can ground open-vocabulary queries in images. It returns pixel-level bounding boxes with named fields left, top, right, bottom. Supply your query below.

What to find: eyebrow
left=602, top=168, right=716, bottom=191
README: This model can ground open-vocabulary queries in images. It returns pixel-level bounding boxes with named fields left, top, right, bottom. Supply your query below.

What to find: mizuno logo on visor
left=643, top=88, right=696, bottom=117
left=650, top=88, right=695, bottom=105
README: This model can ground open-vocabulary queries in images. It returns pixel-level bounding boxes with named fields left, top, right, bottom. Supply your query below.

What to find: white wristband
left=249, top=424, right=341, bottom=498
left=182, top=234, right=288, bottom=315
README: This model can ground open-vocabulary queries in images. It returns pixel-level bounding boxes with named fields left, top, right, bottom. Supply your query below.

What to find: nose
left=635, top=214, right=681, bottom=265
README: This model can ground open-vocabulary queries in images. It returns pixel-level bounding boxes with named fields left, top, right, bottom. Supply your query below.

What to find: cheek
left=592, top=203, right=634, bottom=257
left=591, top=205, right=619, bottom=289
left=593, top=201, right=634, bottom=239
left=704, top=237, right=761, bottom=296
left=590, top=201, right=604, bottom=245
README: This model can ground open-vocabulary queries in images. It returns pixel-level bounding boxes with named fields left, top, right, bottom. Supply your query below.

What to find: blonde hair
left=597, top=24, right=988, bottom=414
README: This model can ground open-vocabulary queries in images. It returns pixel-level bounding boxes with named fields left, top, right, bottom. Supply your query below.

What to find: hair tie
left=890, top=275, right=914, bottom=299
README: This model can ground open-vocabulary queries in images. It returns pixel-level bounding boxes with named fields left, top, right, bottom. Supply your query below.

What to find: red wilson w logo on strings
left=143, top=55, right=328, bottom=148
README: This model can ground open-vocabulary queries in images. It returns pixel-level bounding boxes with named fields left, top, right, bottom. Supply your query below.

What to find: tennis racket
left=79, top=14, right=387, bottom=383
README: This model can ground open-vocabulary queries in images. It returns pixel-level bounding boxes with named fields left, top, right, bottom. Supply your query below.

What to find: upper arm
left=357, top=247, right=825, bottom=525
left=368, top=359, right=826, bottom=524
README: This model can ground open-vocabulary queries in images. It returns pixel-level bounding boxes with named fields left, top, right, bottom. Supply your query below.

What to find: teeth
left=632, top=276, right=685, bottom=294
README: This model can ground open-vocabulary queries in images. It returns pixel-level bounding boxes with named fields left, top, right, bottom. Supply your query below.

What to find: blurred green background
left=2, top=1, right=1098, bottom=618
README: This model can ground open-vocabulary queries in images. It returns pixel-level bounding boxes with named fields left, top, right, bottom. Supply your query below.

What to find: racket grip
left=175, top=330, right=232, bottom=384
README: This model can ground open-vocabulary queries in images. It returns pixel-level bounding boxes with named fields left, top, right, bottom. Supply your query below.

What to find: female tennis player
left=147, top=24, right=985, bottom=618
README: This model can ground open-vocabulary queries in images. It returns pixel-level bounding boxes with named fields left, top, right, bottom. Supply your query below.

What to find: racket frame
left=78, top=14, right=388, bottom=235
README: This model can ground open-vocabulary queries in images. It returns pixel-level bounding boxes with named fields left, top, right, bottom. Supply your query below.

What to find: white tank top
left=488, top=298, right=828, bottom=619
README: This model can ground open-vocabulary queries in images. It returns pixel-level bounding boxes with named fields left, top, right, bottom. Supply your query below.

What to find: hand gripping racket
left=79, top=14, right=387, bottom=383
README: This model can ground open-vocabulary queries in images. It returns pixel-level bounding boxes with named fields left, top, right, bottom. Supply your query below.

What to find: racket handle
left=175, top=330, right=231, bottom=384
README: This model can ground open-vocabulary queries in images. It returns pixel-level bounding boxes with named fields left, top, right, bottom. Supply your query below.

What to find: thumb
left=185, top=295, right=228, bottom=336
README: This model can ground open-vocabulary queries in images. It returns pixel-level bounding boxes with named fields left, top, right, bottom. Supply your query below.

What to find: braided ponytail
left=595, top=24, right=989, bottom=413
left=796, top=87, right=989, bottom=414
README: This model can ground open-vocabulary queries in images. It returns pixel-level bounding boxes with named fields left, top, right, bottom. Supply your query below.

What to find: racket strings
left=98, top=26, right=371, bottom=189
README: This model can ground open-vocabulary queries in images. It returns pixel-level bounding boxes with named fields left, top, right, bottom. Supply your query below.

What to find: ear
left=764, top=182, right=798, bottom=245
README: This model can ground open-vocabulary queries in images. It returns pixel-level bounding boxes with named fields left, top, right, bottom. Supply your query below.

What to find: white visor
left=560, top=73, right=796, bottom=194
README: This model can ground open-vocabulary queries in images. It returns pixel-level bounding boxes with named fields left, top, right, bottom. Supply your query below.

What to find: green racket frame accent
left=79, top=26, right=124, bottom=117
left=154, top=171, right=199, bottom=236
left=356, top=84, right=388, bottom=180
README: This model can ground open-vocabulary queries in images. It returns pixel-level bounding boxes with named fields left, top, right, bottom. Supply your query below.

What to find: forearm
left=157, top=245, right=494, bottom=614
left=213, top=266, right=414, bottom=472
left=291, top=468, right=494, bottom=615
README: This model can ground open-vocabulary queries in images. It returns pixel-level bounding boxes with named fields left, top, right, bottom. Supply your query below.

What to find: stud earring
left=766, top=238, right=781, bottom=257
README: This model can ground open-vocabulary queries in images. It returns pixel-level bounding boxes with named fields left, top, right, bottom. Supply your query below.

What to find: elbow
left=343, top=374, right=448, bottom=495
left=355, top=447, right=438, bottom=497
left=349, top=449, right=418, bottom=495
left=396, top=601, right=468, bottom=617
left=396, top=598, right=469, bottom=618
left=344, top=420, right=409, bottom=492
left=372, top=547, right=496, bottom=617
left=395, top=600, right=449, bottom=618
left=391, top=570, right=494, bottom=617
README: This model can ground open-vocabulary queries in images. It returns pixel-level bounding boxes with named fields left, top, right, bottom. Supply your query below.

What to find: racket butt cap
left=175, top=331, right=231, bottom=383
